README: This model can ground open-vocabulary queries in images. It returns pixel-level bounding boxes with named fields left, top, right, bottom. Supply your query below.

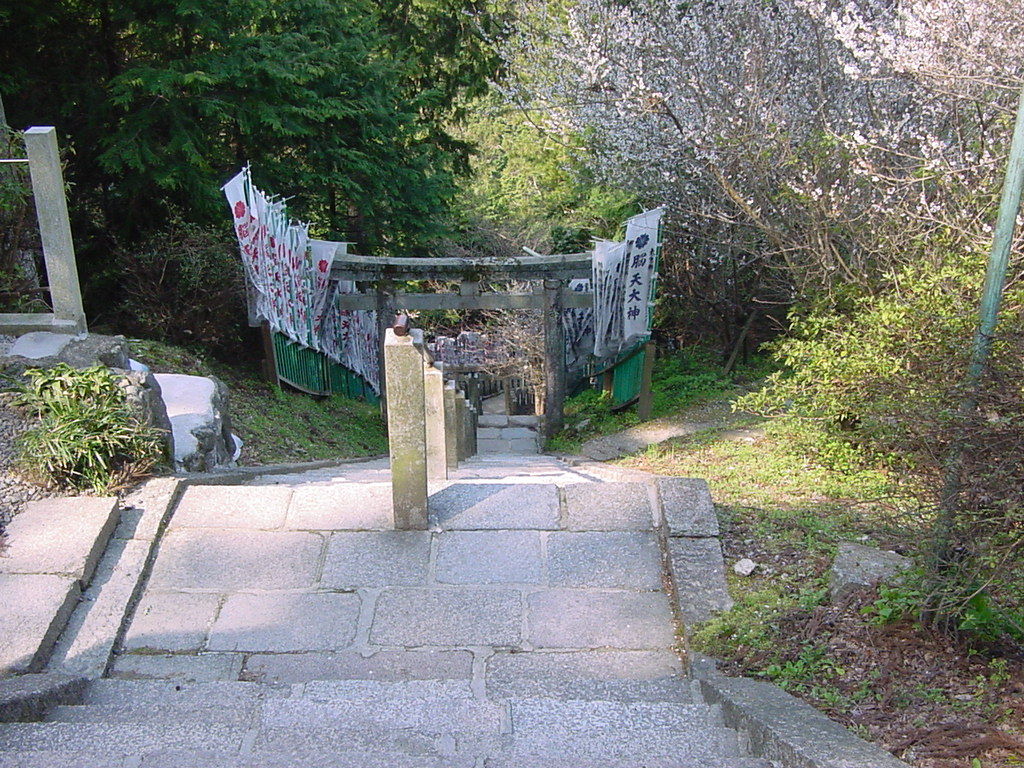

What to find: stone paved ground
left=0, top=454, right=780, bottom=767
left=118, top=456, right=675, bottom=680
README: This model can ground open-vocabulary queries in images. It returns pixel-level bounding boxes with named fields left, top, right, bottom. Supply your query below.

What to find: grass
left=616, top=410, right=1024, bottom=766
left=547, top=347, right=767, bottom=453
left=129, top=338, right=387, bottom=465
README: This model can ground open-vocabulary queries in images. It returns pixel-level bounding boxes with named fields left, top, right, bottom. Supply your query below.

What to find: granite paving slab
left=123, top=591, right=221, bottom=652
left=428, top=484, right=559, bottom=529
left=527, top=589, right=675, bottom=649
left=434, top=530, right=543, bottom=585
left=170, top=485, right=292, bottom=529
left=667, top=537, right=733, bottom=622
left=656, top=477, right=719, bottom=537
left=563, top=483, right=653, bottom=530
left=0, top=497, right=119, bottom=584
left=370, top=588, right=522, bottom=647
left=320, top=532, right=431, bottom=588
left=111, top=653, right=243, bottom=682
left=286, top=484, right=393, bottom=530
left=0, top=575, right=80, bottom=674
left=486, top=650, right=687, bottom=702
left=546, top=532, right=663, bottom=590
left=241, top=649, right=473, bottom=684
left=207, top=592, right=361, bottom=652
left=147, top=529, right=323, bottom=591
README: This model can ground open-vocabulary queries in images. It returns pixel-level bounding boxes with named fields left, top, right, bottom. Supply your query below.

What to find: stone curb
left=171, top=454, right=388, bottom=487
left=0, top=672, right=87, bottom=722
left=691, top=656, right=911, bottom=767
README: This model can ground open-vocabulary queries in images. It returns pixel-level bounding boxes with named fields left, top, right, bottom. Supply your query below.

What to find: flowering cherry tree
left=502, top=0, right=1024, bottom=303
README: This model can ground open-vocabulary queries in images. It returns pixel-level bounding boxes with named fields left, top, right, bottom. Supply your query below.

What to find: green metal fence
left=611, top=343, right=647, bottom=408
left=272, top=332, right=379, bottom=404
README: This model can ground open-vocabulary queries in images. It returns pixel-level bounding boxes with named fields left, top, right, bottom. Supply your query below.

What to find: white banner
left=621, top=207, right=663, bottom=343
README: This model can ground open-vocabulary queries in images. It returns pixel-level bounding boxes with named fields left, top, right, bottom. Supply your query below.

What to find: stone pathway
left=578, top=398, right=763, bottom=461
left=0, top=454, right=768, bottom=767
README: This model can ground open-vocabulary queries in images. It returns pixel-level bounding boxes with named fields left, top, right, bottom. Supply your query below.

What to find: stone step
left=0, top=722, right=249, bottom=755
left=138, top=751, right=477, bottom=768
left=82, top=679, right=271, bottom=708
left=259, top=697, right=505, bottom=734
left=46, top=702, right=258, bottom=726
left=509, top=698, right=721, bottom=735
left=299, top=679, right=473, bottom=702
left=0, top=751, right=474, bottom=768
left=493, top=727, right=742, bottom=761
left=483, top=758, right=774, bottom=768
left=485, top=650, right=691, bottom=703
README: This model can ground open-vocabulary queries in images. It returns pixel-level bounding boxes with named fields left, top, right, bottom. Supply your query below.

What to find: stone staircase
left=0, top=675, right=774, bottom=767
left=476, top=414, right=540, bottom=454
left=0, top=457, right=774, bottom=767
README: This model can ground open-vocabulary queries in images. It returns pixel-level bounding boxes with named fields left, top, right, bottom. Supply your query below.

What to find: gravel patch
left=0, top=334, right=62, bottom=539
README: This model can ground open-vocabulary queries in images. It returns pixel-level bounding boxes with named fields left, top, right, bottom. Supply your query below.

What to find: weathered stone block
left=111, top=653, right=243, bottom=682
left=320, top=531, right=431, bottom=588
left=830, top=542, right=912, bottom=601
left=0, top=496, right=119, bottom=585
left=656, top=477, right=719, bottom=537
left=171, top=485, right=292, bottom=529
left=547, top=532, right=663, bottom=590
left=123, top=591, right=221, bottom=652
left=564, top=483, right=653, bottom=531
left=147, top=529, right=323, bottom=590
left=370, top=587, right=522, bottom=646
left=285, top=483, right=393, bottom=530
left=0, top=573, right=80, bottom=674
left=434, top=530, right=543, bottom=584
left=429, top=483, right=559, bottom=530
left=207, top=592, right=360, bottom=652
left=527, top=589, right=675, bottom=649
left=154, top=373, right=236, bottom=472
left=667, top=537, right=733, bottom=623
left=242, top=649, right=473, bottom=684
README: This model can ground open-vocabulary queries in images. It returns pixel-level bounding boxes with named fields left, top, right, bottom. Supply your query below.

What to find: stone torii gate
left=329, top=253, right=593, bottom=438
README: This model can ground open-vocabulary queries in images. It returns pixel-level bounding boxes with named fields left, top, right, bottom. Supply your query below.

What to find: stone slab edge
left=83, top=479, right=188, bottom=678
left=171, top=454, right=388, bottom=486
left=0, top=672, right=87, bottom=722
left=691, top=657, right=910, bottom=768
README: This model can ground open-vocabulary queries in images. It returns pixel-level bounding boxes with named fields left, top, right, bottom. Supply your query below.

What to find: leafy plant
left=13, top=364, right=164, bottom=492
left=862, top=584, right=924, bottom=626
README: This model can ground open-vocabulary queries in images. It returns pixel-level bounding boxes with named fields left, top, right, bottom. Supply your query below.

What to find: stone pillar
left=455, top=392, right=469, bottom=461
left=24, top=127, right=86, bottom=332
left=383, top=328, right=428, bottom=529
left=468, top=402, right=478, bottom=457
left=443, top=382, right=459, bottom=472
left=423, top=363, right=448, bottom=480
left=543, top=278, right=566, bottom=439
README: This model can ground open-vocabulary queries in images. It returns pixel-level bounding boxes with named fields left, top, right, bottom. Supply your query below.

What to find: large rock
left=830, top=542, right=912, bottom=601
left=153, top=373, right=236, bottom=472
left=1, top=332, right=130, bottom=377
left=115, top=370, right=174, bottom=461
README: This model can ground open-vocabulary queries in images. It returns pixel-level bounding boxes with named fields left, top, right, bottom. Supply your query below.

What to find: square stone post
left=423, top=363, right=448, bottom=480
left=455, top=392, right=469, bottom=462
left=468, top=402, right=478, bottom=457
left=383, top=328, right=428, bottom=529
left=443, top=382, right=459, bottom=472
left=543, top=279, right=566, bottom=439
left=24, top=127, right=86, bottom=332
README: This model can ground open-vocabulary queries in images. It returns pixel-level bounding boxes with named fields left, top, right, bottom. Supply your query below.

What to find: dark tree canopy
left=0, top=0, right=504, bottom=253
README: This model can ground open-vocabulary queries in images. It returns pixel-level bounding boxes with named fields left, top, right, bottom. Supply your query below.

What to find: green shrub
left=116, top=219, right=250, bottom=360
left=13, top=365, right=164, bottom=492
left=740, top=251, right=1024, bottom=643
